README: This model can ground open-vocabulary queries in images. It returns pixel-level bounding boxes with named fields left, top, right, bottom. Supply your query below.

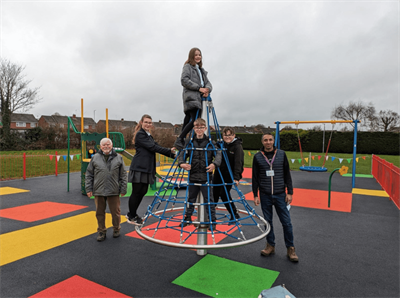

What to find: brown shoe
left=287, top=247, right=299, bottom=262
left=97, top=232, right=106, bottom=242
left=113, top=230, right=120, bottom=238
left=261, top=243, right=275, bottom=256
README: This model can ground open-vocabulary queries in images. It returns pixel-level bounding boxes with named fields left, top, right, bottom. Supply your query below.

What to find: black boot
left=182, top=215, right=192, bottom=227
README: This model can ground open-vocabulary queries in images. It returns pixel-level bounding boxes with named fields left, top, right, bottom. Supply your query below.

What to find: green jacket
left=85, top=149, right=127, bottom=196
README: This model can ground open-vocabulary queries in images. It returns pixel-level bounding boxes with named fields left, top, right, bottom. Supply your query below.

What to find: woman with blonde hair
left=173, top=47, right=212, bottom=150
left=126, top=114, right=175, bottom=225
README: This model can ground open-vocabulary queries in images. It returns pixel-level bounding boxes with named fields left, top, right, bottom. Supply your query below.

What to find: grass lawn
left=0, top=149, right=82, bottom=180
left=1, top=148, right=398, bottom=180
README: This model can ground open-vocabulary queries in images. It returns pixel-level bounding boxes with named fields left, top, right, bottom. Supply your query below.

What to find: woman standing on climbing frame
left=173, top=47, right=213, bottom=150
left=126, top=114, right=176, bottom=225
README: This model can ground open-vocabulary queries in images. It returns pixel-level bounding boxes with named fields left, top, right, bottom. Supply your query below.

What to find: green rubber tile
left=172, top=254, right=279, bottom=298
left=121, top=182, right=176, bottom=197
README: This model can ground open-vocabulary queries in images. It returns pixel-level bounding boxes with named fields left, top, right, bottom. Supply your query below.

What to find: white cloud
left=2, top=1, right=397, bottom=130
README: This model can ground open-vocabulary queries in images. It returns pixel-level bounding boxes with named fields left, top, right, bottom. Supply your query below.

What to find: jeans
left=260, top=192, right=294, bottom=248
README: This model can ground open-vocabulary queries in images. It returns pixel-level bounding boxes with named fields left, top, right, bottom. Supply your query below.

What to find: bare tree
left=331, top=101, right=376, bottom=130
left=309, top=125, right=322, bottom=131
left=0, top=59, right=41, bottom=149
left=372, top=110, right=400, bottom=132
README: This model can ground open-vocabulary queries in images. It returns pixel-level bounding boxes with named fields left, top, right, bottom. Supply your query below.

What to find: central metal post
left=196, top=192, right=207, bottom=255
left=195, top=97, right=211, bottom=256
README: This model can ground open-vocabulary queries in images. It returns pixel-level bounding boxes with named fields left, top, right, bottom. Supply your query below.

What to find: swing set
left=296, top=122, right=335, bottom=173
left=274, top=120, right=360, bottom=188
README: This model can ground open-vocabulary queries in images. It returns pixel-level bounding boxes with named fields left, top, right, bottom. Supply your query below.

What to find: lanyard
left=261, top=149, right=277, bottom=169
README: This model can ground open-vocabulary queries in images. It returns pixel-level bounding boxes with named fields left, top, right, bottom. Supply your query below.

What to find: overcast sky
left=2, top=1, right=398, bottom=130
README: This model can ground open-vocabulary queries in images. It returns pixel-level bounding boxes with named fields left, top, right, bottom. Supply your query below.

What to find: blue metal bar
left=275, top=121, right=280, bottom=149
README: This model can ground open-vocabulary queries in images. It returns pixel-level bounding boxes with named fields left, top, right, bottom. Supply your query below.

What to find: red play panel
left=291, top=188, right=352, bottom=212
left=127, top=216, right=237, bottom=244
left=242, top=167, right=252, bottom=178
left=29, top=275, right=131, bottom=297
left=0, top=202, right=88, bottom=222
left=243, top=189, right=352, bottom=212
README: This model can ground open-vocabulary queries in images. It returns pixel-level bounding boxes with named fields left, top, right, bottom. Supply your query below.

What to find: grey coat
left=181, top=63, right=212, bottom=113
left=85, top=149, right=127, bottom=196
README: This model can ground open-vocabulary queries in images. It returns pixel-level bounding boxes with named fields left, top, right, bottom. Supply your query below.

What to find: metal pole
left=196, top=192, right=207, bottom=256
left=275, top=121, right=280, bottom=149
left=328, top=168, right=341, bottom=208
left=197, top=97, right=210, bottom=256
left=322, top=124, right=325, bottom=153
left=67, top=117, right=70, bottom=192
left=352, top=120, right=359, bottom=188
left=106, top=108, right=109, bottom=138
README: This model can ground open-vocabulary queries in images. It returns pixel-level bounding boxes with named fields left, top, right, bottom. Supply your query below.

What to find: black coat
left=214, top=137, right=244, bottom=182
left=129, top=129, right=174, bottom=180
left=178, top=135, right=222, bottom=182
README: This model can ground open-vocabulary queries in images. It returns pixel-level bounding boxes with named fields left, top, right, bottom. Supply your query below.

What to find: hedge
left=234, top=131, right=399, bottom=155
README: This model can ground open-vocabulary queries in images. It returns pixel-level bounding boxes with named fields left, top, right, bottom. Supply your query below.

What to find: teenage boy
left=178, top=118, right=221, bottom=229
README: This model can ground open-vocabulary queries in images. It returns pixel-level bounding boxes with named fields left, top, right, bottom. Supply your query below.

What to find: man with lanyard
left=252, top=133, right=298, bottom=262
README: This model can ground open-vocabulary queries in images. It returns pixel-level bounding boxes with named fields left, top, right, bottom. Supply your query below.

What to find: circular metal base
left=135, top=207, right=270, bottom=249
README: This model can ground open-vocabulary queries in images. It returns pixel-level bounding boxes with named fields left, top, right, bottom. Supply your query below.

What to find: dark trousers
left=185, top=184, right=216, bottom=222
left=178, top=108, right=200, bottom=140
left=128, top=182, right=149, bottom=217
left=213, top=184, right=238, bottom=217
left=94, top=196, right=121, bottom=232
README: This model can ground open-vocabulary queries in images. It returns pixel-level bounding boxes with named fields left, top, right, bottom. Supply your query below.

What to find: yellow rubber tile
left=352, top=188, right=389, bottom=197
left=0, top=211, right=127, bottom=266
left=0, top=187, right=30, bottom=196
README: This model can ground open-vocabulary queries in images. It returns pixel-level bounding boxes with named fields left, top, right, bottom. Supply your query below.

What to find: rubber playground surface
left=0, top=169, right=399, bottom=298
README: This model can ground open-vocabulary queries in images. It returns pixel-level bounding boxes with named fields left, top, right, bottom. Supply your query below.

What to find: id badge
left=266, top=170, right=274, bottom=177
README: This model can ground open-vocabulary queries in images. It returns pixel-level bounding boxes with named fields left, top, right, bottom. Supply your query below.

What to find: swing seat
left=300, top=166, right=327, bottom=172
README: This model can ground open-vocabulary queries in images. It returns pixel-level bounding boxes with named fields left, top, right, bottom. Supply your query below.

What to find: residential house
left=96, top=118, right=137, bottom=132
left=0, top=113, right=39, bottom=132
left=38, top=114, right=96, bottom=131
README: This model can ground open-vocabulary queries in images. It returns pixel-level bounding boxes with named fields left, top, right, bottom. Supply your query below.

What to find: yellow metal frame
left=275, top=120, right=358, bottom=125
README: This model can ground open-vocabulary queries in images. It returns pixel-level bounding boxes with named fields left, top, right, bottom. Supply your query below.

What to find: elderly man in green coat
left=86, top=138, right=127, bottom=242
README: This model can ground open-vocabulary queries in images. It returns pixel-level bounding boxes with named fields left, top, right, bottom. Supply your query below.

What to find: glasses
left=194, top=126, right=206, bottom=130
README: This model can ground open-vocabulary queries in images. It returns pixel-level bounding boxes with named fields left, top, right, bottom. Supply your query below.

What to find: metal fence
left=372, top=154, right=400, bottom=210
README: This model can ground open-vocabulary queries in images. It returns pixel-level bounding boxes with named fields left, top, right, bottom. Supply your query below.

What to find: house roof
left=1, top=113, right=39, bottom=123
left=98, top=119, right=137, bottom=128
left=40, top=115, right=96, bottom=126
left=153, top=121, right=174, bottom=129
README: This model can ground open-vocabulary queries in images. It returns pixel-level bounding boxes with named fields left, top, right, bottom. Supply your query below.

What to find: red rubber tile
left=0, top=202, right=88, bottom=222
left=29, top=275, right=131, bottom=297
left=127, top=216, right=237, bottom=245
left=243, top=188, right=352, bottom=212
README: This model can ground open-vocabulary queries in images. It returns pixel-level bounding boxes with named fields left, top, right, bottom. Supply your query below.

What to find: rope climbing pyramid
left=135, top=97, right=270, bottom=253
